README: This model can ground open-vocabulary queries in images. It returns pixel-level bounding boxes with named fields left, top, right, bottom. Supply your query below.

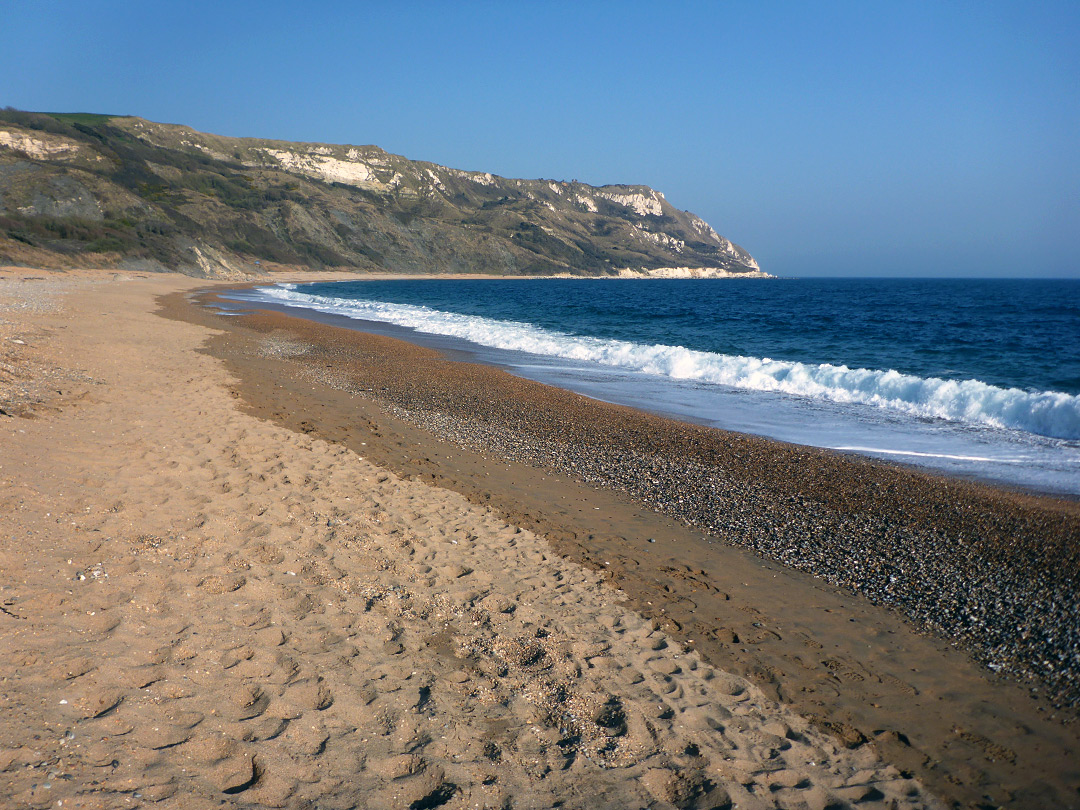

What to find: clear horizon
left=3, top=0, right=1077, bottom=278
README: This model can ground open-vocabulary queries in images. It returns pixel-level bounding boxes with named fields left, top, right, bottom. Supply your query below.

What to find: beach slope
left=0, top=269, right=1073, bottom=808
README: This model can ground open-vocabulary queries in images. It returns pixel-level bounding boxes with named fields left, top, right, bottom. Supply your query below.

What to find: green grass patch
left=42, top=112, right=124, bottom=125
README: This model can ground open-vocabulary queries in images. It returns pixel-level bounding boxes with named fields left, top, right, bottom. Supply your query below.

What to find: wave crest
left=258, top=284, right=1080, bottom=441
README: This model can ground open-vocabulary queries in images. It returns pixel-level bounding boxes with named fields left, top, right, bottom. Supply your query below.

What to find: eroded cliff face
left=0, top=111, right=762, bottom=278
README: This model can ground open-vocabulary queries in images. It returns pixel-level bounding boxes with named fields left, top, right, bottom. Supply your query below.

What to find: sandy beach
left=1, top=269, right=1077, bottom=809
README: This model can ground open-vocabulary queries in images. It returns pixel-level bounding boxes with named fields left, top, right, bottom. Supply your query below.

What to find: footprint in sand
left=821, top=658, right=868, bottom=683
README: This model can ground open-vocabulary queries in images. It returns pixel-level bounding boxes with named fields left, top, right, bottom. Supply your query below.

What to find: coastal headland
left=1, top=268, right=1078, bottom=809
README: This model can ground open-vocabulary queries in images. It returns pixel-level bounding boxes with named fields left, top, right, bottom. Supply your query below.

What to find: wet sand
left=0, top=268, right=1075, bottom=809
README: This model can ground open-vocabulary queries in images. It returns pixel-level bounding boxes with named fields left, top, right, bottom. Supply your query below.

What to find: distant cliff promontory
left=0, top=110, right=763, bottom=278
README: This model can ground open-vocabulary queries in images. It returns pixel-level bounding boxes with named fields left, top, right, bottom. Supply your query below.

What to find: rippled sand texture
left=0, top=272, right=939, bottom=807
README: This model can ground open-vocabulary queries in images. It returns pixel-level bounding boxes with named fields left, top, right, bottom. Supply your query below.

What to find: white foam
left=831, top=447, right=1019, bottom=463
left=255, top=284, right=1080, bottom=441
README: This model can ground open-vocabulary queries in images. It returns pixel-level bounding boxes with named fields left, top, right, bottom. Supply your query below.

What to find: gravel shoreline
left=229, top=301, right=1080, bottom=712
left=390, top=404, right=1080, bottom=709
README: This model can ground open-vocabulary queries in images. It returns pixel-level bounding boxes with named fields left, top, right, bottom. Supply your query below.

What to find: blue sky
left=3, top=1, right=1078, bottom=277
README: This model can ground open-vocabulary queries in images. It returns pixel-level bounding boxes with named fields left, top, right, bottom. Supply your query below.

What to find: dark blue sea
left=233, top=278, right=1080, bottom=496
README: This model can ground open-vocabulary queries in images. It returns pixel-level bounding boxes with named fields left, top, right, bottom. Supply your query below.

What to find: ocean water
left=231, top=278, right=1080, bottom=496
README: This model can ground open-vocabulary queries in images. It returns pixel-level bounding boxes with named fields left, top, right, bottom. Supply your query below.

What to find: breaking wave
left=257, top=284, right=1080, bottom=441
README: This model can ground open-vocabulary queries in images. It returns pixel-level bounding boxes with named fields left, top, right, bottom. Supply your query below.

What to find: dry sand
left=0, top=268, right=1067, bottom=809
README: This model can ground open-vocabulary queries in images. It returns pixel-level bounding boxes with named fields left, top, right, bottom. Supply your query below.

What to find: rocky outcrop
left=0, top=110, right=761, bottom=278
